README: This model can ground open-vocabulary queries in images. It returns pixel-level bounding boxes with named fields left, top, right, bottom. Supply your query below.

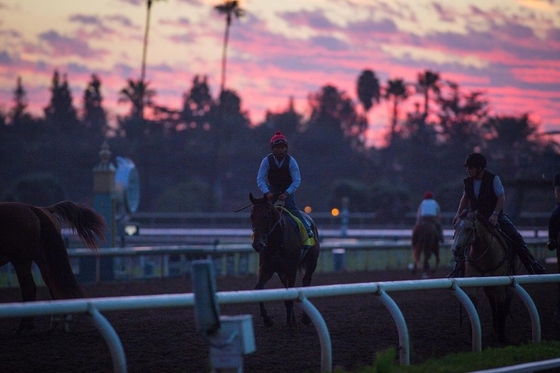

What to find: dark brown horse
left=249, top=193, right=320, bottom=327
left=451, top=212, right=517, bottom=343
left=411, top=220, right=440, bottom=278
left=0, top=201, right=106, bottom=334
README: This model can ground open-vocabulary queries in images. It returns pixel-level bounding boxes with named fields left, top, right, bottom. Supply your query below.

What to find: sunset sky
left=0, top=0, right=558, bottom=146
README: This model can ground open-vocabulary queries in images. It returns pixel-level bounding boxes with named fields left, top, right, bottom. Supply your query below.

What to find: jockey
left=416, top=190, right=443, bottom=243
left=449, top=152, right=545, bottom=277
left=256, top=132, right=315, bottom=247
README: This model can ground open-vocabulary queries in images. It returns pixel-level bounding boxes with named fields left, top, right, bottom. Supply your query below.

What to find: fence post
left=80, top=141, right=116, bottom=283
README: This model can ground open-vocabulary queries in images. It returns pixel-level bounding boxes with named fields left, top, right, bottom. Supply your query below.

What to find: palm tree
left=141, top=0, right=164, bottom=82
left=416, top=70, right=440, bottom=119
left=356, top=69, right=381, bottom=113
left=384, top=78, right=409, bottom=144
left=214, top=1, right=245, bottom=93
left=118, top=79, right=156, bottom=138
left=118, top=79, right=156, bottom=120
left=140, top=0, right=164, bottom=119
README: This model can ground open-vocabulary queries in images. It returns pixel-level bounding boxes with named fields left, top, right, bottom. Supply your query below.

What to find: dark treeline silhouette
left=1, top=68, right=559, bottom=224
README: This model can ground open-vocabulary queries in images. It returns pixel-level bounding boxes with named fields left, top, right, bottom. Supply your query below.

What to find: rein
left=464, top=216, right=510, bottom=275
left=251, top=202, right=285, bottom=248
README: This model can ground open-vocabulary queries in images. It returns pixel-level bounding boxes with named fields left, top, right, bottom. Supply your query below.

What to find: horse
left=0, top=201, right=106, bottom=334
left=451, top=212, right=517, bottom=343
left=249, top=192, right=320, bottom=327
left=411, top=219, right=440, bottom=278
left=555, top=232, right=560, bottom=318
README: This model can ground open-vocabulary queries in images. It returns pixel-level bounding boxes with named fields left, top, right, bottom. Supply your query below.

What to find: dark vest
left=464, top=170, right=499, bottom=219
left=267, top=154, right=292, bottom=193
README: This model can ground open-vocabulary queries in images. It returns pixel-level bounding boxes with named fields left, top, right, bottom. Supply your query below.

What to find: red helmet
left=423, top=191, right=434, bottom=199
left=270, top=131, right=288, bottom=146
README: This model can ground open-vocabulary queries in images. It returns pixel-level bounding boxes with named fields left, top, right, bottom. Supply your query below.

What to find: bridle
left=251, top=201, right=284, bottom=253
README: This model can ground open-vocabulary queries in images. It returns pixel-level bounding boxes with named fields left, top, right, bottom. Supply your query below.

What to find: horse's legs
left=295, top=248, right=320, bottom=325
left=434, top=245, right=440, bottom=273
left=484, top=287, right=509, bottom=344
left=300, top=266, right=316, bottom=325
left=12, top=259, right=37, bottom=334
left=255, top=269, right=275, bottom=327
left=423, top=250, right=431, bottom=275
left=411, top=245, right=421, bottom=275
left=280, top=271, right=297, bottom=326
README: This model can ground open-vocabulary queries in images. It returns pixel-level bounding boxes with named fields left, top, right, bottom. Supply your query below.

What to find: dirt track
left=1, top=266, right=559, bottom=373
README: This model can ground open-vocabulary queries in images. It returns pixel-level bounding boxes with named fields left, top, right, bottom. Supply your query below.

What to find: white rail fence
left=0, top=240, right=452, bottom=286
left=1, top=238, right=553, bottom=286
left=1, top=274, right=559, bottom=373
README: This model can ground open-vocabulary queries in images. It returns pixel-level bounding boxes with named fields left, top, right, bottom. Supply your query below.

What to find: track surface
left=1, top=266, right=559, bottom=373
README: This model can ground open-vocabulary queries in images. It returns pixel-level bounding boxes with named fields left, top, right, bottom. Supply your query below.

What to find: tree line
left=1, top=67, right=559, bottom=223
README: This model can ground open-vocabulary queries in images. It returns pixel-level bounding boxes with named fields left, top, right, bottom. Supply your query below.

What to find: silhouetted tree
left=82, top=74, right=107, bottom=135
left=210, top=89, right=250, bottom=210
left=181, top=75, right=214, bottom=130
left=416, top=70, right=440, bottom=120
left=44, top=70, right=79, bottom=132
left=139, top=0, right=165, bottom=119
left=118, top=79, right=156, bottom=138
left=262, top=97, right=302, bottom=139
left=384, top=78, right=409, bottom=145
left=214, top=0, right=245, bottom=93
left=483, top=114, right=540, bottom=178
left=356, top=69, right=381, bottom=113
left=436, top=80, right=487, bottom=154
left=9, top=76, right=31, bottom=127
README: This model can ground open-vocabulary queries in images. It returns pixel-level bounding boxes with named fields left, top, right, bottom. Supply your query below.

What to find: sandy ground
left=1, top=265, right=559, bottom=373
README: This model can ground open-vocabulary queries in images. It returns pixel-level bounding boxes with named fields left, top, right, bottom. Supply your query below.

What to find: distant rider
left=416, top=190, right=443, bottom=243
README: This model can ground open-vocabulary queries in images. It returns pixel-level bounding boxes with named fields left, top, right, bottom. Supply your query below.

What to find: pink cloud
left=36, top=30, right=105, bottom=58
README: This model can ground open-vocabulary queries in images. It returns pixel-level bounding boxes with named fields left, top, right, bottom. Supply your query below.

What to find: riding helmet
left=270, top=131, right=288, bottom=146
left=463, top=153, right=487, bottom=168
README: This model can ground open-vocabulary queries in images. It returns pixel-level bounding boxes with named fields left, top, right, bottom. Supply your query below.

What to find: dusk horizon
left=1, top=0, right=558, bottom=147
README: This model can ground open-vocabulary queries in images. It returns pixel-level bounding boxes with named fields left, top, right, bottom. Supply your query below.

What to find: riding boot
left=447, top=260, right=465, bottom=278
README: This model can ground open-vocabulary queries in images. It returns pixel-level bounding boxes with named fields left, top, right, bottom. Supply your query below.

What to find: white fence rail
left=1, top=274, right=559, bottom=373
left=1, top=238, right=551, bottom=285
left=1, top=239, right=455, bottom=286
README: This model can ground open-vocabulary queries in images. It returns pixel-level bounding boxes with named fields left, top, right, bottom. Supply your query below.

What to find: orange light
left=304, top=206, right=312, bottom=213
left=331, top=208, right=340, bottom=217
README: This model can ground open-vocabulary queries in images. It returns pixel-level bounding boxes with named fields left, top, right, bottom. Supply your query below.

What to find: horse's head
left=451, top=213, right=477, bottom=258
left=249, top=192, right=278, bottom=253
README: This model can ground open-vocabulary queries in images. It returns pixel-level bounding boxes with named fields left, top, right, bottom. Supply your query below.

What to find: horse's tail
left=46, top=201, right=107, bottom=251
left=30, top=206, right=84, bottom=299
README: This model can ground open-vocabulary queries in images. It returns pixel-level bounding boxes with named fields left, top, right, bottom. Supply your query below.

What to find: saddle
left=278, top=207, right=316, bottom=247
left=474, top=214, right=516, bottom=273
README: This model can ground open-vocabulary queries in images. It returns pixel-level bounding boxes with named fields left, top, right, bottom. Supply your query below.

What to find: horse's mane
left=251, top=194, right=281, bottom=218
left=470, top=211, right=511, bottom=250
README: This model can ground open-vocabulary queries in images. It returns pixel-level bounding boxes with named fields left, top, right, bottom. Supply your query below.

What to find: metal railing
left=1, top=274, right=559, bottom=373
